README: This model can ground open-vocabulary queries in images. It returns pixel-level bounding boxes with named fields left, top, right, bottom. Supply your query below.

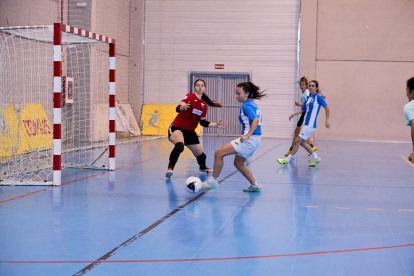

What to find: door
left=190, top=73, right=250, bottom=136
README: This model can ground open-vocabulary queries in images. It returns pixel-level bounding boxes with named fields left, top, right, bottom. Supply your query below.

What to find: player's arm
left=241, top=118, right=259, bottom=142
left=295, top=101, right=303, bottom=107
left=199, top=117, right=227, bottom=128
left=325, top=106, right=330, bottom=128
left=289, top=108, right=304, bottom=121
left=409, top=119, right=414, bottom=162
left=176, top=101, right=190, bottom=112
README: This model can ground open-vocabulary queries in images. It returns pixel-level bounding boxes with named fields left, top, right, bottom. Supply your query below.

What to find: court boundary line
left=73, top=143, right=281, bottom=275
left=1, top=243, right=413, bottom=264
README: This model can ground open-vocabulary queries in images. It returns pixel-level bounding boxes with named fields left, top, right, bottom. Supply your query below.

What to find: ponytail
left=237, top=82, right=267, bottom=100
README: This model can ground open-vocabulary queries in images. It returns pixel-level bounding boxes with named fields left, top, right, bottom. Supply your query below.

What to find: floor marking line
left=0, top=154, right=169, bottom=205
left=73, top=143, right=282, bottom=275
left=400, top=155, right=414, bottom=169
left=398, top=209, right=414, bottom=212
left=367, top=208, right=382, bottom=211
left=335, top=207, right=350, bottom=210
left=2, top=243, right=414, bottom=264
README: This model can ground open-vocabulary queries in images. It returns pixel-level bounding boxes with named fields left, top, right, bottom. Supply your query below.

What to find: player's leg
left=166, top=125, right=185, bottom=178
left=186, top=143, right=212, bottom=173
left=278, top=136, right=302, bottom=164
left=234, top=155, right=263, bottom=192
left=285, top=126, right=301, bottom=156
left=306, top=136, right=316, bottom=156
left=285, top=112, right=305, bottom=156
left=202, top=142, right=236, bottom=189
left=299, top=126, right=321, bottom=166
left=185, top=131, right=213, bottom=173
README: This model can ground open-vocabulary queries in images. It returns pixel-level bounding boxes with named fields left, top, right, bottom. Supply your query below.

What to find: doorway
left=189, top=72, right=251, bottom=136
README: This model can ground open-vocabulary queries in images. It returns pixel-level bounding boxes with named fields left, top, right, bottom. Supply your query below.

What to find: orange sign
left=215, top=64, right=224, bottom=69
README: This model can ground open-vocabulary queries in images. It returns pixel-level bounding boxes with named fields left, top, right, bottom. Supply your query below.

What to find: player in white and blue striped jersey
left=278, top=80, right=330, bottom=166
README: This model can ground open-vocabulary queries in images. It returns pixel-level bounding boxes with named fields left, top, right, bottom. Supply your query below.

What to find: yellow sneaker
left=277, top=158, right=288, bottom=165
left=284, top=150, right=291, bottom=157
left=309, top=157, right=321, bottom=166
left=308, top=146, right=317, bottom=156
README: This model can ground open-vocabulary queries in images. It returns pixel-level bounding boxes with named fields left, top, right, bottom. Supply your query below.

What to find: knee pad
left=174, top=142, right=184, bottom=153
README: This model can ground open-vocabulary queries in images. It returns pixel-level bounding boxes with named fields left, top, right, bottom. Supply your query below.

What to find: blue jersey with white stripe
left=301, top=93, right=327, bottom=128
left=239, top=99, right=262, bottom=136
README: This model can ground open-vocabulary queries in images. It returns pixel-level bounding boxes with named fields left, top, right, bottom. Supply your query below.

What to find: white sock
left=286, top=154, right=294, bottom=162
left=311, top=152, right=319, bottom=159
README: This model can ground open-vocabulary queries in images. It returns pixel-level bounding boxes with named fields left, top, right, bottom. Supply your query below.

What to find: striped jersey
left=239, top=99, right=262, bottom=136
left=301, top=93, right=327, bottom=128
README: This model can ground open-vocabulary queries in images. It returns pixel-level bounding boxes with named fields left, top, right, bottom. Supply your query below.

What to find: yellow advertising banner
left=0, top=105, right=19, bottom=160
left=19, top=104, right=53, bottom=152
left=141, top=104, right=200, bottom=136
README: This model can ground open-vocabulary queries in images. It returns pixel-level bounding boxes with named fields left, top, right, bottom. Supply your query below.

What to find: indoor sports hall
left=1, top=1, right=413, bottom=276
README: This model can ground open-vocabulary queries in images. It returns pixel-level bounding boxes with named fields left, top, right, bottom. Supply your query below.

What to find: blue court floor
left=0, top=137, right=413, bottom=276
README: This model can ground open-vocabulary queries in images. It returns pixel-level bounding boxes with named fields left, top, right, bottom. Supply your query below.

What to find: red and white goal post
left=0, top=23, right=116, bottom=186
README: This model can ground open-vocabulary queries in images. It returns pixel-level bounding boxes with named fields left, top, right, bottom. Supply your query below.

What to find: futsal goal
left=0, top=23, right=116, bottom=186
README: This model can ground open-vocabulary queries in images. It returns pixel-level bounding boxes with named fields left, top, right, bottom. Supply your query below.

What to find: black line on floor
left=73, top=143, right=281, bottom=275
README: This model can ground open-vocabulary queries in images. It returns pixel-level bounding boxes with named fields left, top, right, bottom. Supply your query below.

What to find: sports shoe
left=166, top=169, right=173, bottom=178
left=199, top=167, right=213, bottom=174
left=243, top=183, right=262, bottom=192
left=277, top=158, right=289, bottom=165
left=308, top=146, right=317, bottom=156
left=284, top=150, right=291, bottom=157
left=202, top=177, right=218, bottom=189
left=309, top=157, right=321, bottom=166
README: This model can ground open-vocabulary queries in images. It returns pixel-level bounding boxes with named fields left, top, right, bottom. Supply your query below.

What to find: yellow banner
left=0, top=105, right=19, bottom=160
left=141, top=104, right=200, bottom=136
left=19, top=104, right=53, bottom=152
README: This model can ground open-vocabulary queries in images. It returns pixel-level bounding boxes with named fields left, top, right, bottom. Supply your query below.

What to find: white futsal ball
left=185, top=176, right=202, bottom=193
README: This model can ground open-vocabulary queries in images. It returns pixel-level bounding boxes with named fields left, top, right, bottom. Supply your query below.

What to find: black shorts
left=168, top=124, right=200, bottom=145
left=297, top=112, right=306, bottom=127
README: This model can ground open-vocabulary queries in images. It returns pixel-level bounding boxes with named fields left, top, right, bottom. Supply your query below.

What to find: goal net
left=0, top=24, right=116, bottom=185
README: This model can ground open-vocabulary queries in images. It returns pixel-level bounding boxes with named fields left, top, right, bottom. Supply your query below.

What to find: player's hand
left=409, top=152, right=414, bottom=163
left=240, top=135, right=250, bottom=143
left=216, top=120, right=228, bottom=129
left=326, top=121, right=330, bottom=129
left=181, top=102, right=191, bottom=111
left=289, top=114, right=294, bottom=121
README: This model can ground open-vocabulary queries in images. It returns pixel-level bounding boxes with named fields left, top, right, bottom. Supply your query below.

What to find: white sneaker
left=202, top=177, right=218, bottom=189
left=166, top=169, right=173, bottom=178
left=243, top=183, right=262, bottom=192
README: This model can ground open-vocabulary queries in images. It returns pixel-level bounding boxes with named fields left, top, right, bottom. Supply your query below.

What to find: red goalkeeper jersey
left=172, top=93, right=208, bottom=131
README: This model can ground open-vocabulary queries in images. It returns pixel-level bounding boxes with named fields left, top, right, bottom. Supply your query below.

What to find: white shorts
left=230, top=135, right=261, bottom=159
left=299, top=125, right=316, bottom=140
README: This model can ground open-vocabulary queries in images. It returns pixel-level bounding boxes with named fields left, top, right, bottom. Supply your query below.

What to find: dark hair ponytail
left=237, top=82, right=267, bottom=100
left=194, top=79, right=223, bottom=107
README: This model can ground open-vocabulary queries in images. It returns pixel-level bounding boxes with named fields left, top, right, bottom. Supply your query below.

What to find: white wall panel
left=144, top=0, right=300, bottom=138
